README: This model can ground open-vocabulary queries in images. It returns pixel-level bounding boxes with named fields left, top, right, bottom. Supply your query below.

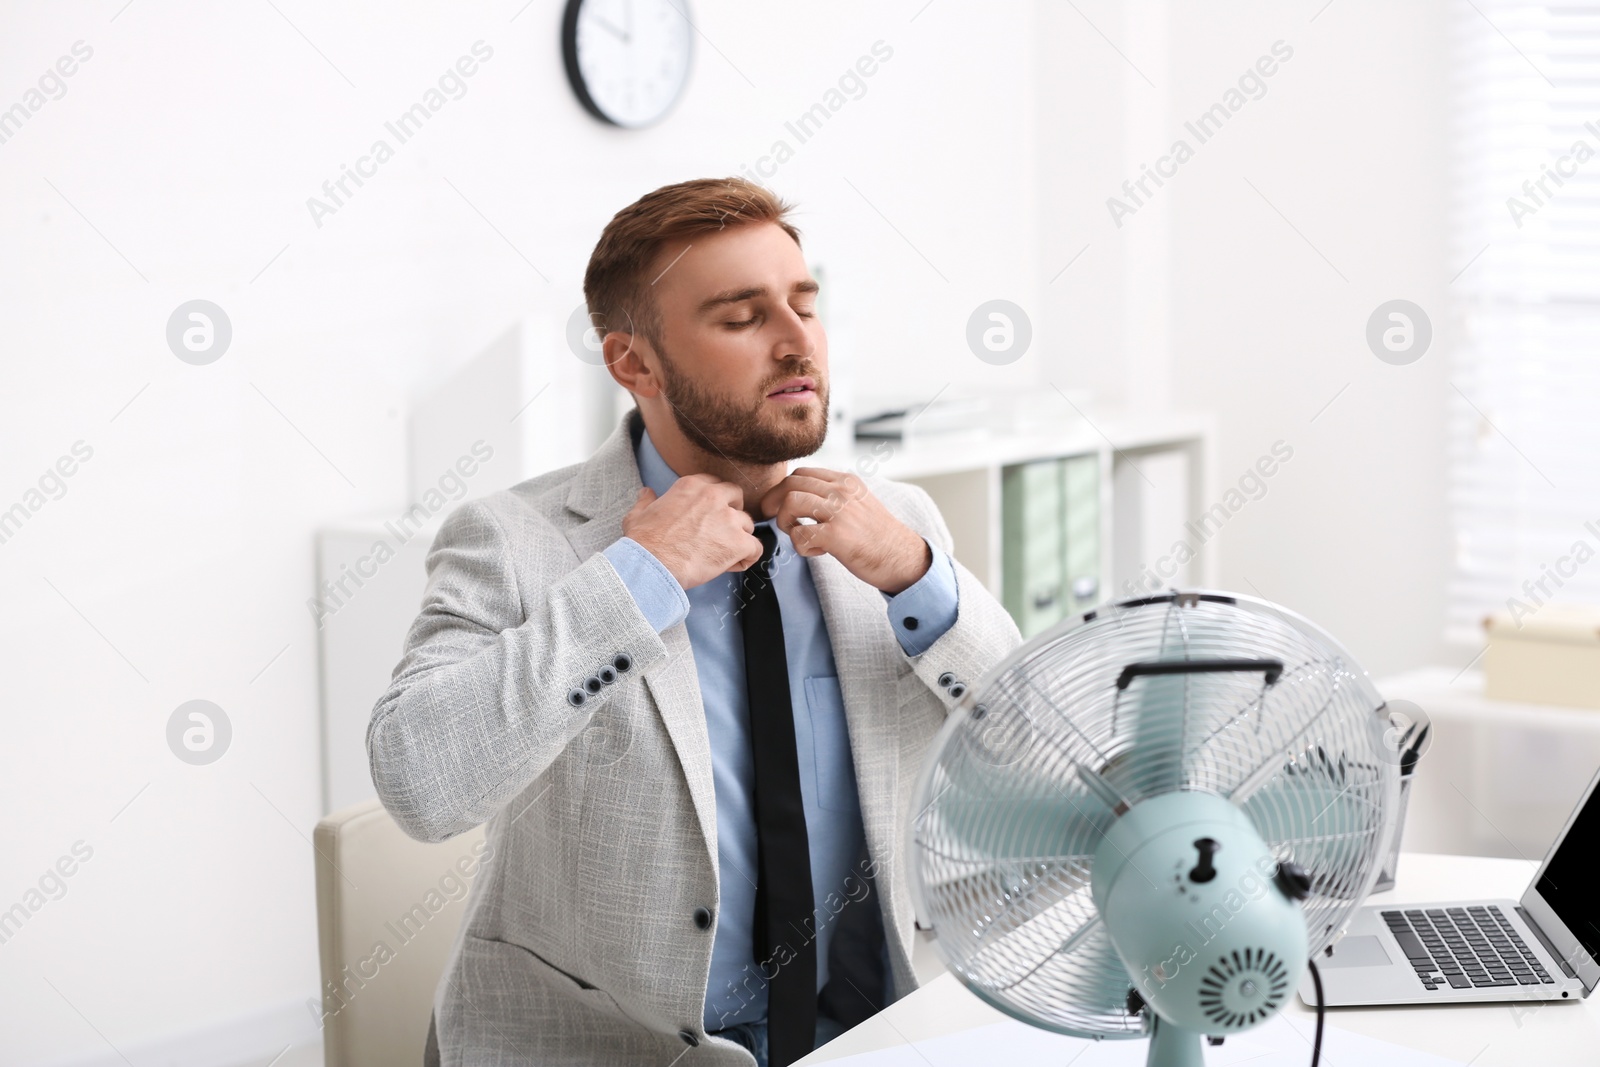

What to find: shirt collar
left=636, top=424, right=679, bottom=498
left=636, top=424, right=781, bottom=534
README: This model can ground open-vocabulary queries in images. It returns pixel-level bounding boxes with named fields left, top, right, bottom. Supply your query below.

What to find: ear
left=603, top=332, right=663, bottom=400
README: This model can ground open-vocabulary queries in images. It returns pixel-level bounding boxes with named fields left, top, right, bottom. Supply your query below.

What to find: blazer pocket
left=804, top=675, right=859, bottom=813
left=468, top=933, right=630, bottom=1017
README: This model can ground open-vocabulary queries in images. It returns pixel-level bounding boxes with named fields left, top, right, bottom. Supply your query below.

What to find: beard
left=655, top=343, right=829, bottom=466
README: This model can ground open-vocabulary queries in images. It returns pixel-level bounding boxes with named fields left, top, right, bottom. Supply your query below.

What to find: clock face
left=562, top=0, right=693, bottom=129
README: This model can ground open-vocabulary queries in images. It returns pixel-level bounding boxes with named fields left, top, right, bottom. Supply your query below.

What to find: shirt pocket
left=804, top=675, right=859, bottom=813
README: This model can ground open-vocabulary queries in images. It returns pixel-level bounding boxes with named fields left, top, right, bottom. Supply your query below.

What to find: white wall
left=1033, top=0, right=1141, bottom=410
left=0, top=2, right=1041, bottom=1060
left=1036, top=0, right=1458, bottom=679
left=1148, top=0, right=1458, bottom=678
left=1, top=0, right=1469, bottom=1060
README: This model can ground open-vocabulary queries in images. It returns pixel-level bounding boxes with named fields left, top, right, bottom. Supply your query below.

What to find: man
left=370, top=177, right=1022, bottom=1066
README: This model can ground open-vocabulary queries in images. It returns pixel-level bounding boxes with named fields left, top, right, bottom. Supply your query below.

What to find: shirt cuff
left=602, top=536, right=690, bottom=634
left=880, top=541, right=958, bottom=656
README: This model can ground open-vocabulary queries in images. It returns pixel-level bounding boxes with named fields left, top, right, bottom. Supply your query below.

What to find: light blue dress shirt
left=601, top=425, right=959, bottom=1031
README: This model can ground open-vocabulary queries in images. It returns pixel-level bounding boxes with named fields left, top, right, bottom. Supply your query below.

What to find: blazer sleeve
left=367, top=497, right=670, bottom=843
left=895, top=483, right=1024, bottom=712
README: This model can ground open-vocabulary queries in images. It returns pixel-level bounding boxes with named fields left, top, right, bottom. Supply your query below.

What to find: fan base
left=1147, top=1016, right=1206, bottom=1067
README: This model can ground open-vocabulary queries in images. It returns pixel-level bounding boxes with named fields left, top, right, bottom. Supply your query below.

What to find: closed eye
left=724, top=316, right=758, bottom=329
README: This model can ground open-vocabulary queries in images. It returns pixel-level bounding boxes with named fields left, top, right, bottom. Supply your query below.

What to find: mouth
left=767, top=377, right=818, bottom=403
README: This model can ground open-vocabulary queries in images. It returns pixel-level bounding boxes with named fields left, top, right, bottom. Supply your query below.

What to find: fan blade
left=931, top=785, right=1110, bottom=865
left=929, top=750, right=1113, bottom=865
left=1241, top=762, right=1380, bottom=899
left=1120, top=670, right=1191, bottom=796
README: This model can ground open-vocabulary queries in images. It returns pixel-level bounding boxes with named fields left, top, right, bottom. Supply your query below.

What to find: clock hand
left=592, top=13, right=629, bottom=42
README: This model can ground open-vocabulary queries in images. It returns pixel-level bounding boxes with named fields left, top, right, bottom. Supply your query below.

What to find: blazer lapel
left=562, top=409, right=721, bottom=870
left=808, top=552, right=902, bottom=885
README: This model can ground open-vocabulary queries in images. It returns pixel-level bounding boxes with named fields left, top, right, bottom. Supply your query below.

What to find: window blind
left=1448, top=0, right=1600, bottom=642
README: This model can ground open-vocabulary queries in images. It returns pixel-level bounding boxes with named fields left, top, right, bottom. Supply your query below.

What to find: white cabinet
left=1375, top=666, right=1600, bottom=862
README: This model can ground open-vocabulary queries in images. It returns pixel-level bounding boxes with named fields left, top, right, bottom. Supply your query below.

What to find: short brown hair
left=583, top=177, right=802, bottom=349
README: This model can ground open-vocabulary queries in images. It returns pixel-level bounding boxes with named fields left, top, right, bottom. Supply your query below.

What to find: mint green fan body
left=907, top=590, right=1401, bottom=1066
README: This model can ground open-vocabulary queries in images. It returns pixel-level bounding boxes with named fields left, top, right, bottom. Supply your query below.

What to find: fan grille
left=909, top=590, right=1399, bottom=1037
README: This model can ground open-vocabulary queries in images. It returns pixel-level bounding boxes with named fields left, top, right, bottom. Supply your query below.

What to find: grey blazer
left=369, top=407, right=1022, bottom=1065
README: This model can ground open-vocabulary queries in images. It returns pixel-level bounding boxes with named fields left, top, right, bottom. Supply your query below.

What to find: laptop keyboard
left=1381, top=907, right=1554, bottom=990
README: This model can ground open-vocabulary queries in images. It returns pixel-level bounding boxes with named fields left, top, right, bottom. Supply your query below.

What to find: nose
left=777, top=309, right=812, bottom=352
left=772, top=304, right=817, bottom=362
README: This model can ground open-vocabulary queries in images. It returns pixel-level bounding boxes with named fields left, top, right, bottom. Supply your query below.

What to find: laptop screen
left=1534, top=775, right=1600, bottom=964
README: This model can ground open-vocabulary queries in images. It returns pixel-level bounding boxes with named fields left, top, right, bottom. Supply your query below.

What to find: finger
left=712, top=479, right=747, bottom=508
left=761, top=475, right=848, bottom=518
left=677, top=471, right=739, bottom=500
left=793, top=472, right=868, bottom=508
left=789, top=466, right=845, bottom=482
left=788, top=516, right=833, bottom=557
left=792, top=468, right=870, bottom=507
left=770, top=474, right=840, bottom=499
left=774, top=490, right=837, bottom=537
left=758, top=477, right=794, bottom=518
left=730, top=532, right=764, bottom=571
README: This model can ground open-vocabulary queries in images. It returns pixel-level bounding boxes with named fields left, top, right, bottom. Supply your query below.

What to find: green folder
left=1002, top=455, right=1100, bottom=638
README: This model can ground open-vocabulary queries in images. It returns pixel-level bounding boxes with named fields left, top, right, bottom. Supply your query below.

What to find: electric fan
left=908, top=590, right=1404, bottom=1067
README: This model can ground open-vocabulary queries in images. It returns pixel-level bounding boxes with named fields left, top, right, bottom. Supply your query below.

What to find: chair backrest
left=314, top=800, right=487, bottom=1067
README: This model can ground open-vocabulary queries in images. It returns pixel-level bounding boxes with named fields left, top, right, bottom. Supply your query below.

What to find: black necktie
left=739, top=524, right=816, bottom=1066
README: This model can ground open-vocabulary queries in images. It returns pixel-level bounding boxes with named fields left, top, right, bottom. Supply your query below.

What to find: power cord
left=1306, top=958, right=1326, bottom=1067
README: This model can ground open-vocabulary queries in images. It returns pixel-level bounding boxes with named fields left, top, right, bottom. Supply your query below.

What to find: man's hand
left=622, top=476, right=763, bottom=591
left=759, top=467, right=932, bottom=594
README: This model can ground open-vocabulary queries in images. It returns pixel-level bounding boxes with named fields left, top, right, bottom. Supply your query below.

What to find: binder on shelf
left=1062, top=453, right=1100, bottom=611
left=1001, top=454, right=1100, bottom=639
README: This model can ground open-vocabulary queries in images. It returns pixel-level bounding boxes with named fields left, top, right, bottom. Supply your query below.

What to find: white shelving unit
left=835, top=408, right=1216, bottom=609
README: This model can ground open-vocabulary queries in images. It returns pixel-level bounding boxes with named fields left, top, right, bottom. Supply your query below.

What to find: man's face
left=645, top=220, right=829, bottom=466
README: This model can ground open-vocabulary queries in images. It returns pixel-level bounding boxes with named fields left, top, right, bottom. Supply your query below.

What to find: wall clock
left=562, top=0, right=693, bottom=128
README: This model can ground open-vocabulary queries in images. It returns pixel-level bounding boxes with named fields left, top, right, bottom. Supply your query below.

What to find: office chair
left=313, top=799, right=486, bottom=1067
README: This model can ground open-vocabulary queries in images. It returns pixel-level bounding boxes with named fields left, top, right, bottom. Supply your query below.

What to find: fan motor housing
left=1090, top=791, right=1309, bottom=1034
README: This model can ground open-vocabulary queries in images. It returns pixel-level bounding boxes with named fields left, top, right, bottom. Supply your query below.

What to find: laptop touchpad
left=1322, top=935, right=1392, bottom=968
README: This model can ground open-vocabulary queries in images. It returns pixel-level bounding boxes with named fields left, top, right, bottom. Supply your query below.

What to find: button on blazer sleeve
left=893, top=483, right=1023, bottom=710
left=367, top=497, right=669, bottom=843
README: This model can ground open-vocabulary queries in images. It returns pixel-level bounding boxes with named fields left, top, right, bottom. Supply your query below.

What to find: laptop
left=1302, top=763, right=1600, bottom=1007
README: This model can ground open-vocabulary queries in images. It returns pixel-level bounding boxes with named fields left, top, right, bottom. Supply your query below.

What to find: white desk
left=802, top=854, right=1599, bottom=1066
